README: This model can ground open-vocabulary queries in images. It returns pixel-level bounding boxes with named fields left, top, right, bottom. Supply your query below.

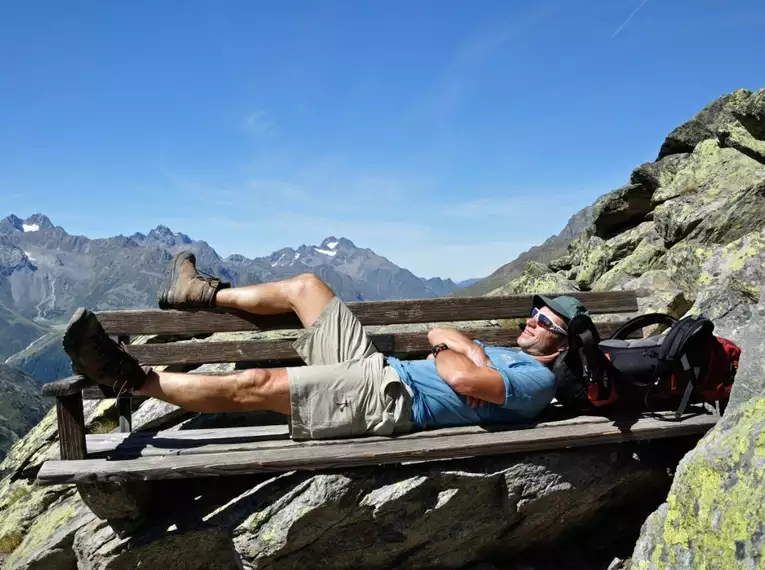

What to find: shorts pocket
left=306, top=389, right=356, bottom=439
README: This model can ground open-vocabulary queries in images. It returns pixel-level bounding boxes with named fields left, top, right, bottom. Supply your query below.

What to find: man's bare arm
left=434, top=351, right=505, bottom=405
left=428, top=327, right=489, bottom=367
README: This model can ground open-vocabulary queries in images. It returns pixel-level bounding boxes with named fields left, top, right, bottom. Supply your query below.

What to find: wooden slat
left=95, top=291, right=639, bottom=336
left=120, top=321, right=637, bottom=366
left=37, top=413, right=717, bottom=484
left=79, top=411, right=703, bottom=459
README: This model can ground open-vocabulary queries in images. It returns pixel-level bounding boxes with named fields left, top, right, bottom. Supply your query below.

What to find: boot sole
left=62, top=307, right=89, bottom=357
left=157, top=252, right=194, bottom=309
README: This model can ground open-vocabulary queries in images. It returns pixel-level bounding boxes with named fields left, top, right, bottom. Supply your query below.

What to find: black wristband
left=431, top=343, right=449, bottom=357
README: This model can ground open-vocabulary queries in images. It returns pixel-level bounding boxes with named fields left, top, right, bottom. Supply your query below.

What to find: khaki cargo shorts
left=288, top=296, right=413, bottom=440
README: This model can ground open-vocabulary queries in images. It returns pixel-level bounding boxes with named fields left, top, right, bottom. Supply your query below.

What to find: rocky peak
left=146, top=225, right=193, bottom=247
left=319, top=236, right=356, bottom=251
left=23, top=213, right=54, bottom=231
left=0, top=214, right=24, bottom=233
left=0, top=213, right=55, bottom=234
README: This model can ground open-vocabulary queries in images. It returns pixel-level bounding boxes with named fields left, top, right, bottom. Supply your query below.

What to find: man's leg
left=63, top=307, right=294, bottom=414
left=158, top=252, right=335, bottom=328
left=137, top=367, right=291, bottom=415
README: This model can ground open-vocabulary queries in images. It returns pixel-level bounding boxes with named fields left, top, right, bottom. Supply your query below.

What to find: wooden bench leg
left=118, top=397, right=132, bottom=432
left=56, top=393, right=87, bottom=460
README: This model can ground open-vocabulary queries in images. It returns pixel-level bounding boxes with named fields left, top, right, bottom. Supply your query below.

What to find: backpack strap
left=657, top=315, right=714, bottom=361
left=655, top=314, right=715, bottom=419
left=609, top=313, right=678, bottom=341
left=567, top=315, right=616, bottom=402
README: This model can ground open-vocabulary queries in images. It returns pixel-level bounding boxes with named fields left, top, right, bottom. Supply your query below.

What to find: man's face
left=517, top=306, right=567, bottom=356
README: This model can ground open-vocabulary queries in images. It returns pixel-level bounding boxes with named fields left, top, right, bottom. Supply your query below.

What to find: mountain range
left=0, top=214, right=476, bottom=358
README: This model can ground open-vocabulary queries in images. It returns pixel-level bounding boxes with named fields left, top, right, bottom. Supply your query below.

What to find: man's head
left=517, top=294, right=590, bottom=357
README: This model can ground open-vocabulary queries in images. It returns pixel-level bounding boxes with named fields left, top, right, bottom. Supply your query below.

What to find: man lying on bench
left=62, top=252, right=590, bottom=440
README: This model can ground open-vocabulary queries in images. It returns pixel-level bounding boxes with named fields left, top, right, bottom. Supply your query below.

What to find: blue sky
left=1, top=1, right=764, bottom=281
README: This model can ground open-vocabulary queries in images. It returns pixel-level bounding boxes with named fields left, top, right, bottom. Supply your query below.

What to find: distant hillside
left=5, top=331, right=69, bottom=385
left=0, top=302, right=49, bottom=361
left=0, top=363, right=48, bottom=460
left=453, top=205, right=594, bottom=297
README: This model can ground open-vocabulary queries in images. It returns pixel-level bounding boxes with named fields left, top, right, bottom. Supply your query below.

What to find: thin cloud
left=418, top=4, right=555, bottom=119
left=242, top=110, right=279, bottom=136
left=612, top=0, right=649, bottom=38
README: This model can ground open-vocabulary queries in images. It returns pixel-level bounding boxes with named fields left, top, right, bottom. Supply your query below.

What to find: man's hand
left=466, top=395, right=487, bottom=408
left=428, top=327, right=490, bottom=367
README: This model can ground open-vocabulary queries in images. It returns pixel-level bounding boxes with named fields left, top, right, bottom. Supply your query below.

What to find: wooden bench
left=36, top=290, right=720, bottom=485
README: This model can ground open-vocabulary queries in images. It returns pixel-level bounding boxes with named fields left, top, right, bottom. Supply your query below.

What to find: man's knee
left=287, top=273, right=334, bottom=302
left=232, top=368, right=271, bottom=405
left=232, top=368, right=289, bottom=408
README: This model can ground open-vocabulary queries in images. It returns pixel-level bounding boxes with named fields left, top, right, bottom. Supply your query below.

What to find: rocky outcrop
left=0, top=403, right=695, bottom=570
left=485, top=87, right=765, bottom=566
left=626, top=382, right=765, bottom=569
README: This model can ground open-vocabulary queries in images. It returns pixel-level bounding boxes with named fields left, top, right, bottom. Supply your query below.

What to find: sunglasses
left=530, top=307, right=568, bottom=336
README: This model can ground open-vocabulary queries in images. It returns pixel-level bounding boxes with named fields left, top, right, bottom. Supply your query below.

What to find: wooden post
left=56, top=394, right=87, bottom=460
left=117, top=335, right=132, bottom=433
left=118, top=398, right=132, bottom=433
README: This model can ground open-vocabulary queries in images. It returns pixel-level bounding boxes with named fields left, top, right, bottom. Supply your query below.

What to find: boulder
left=64, top=444, right=692, bottom=570
left=684, top=228, right=765, bottom=331
left=652, top=143, right=765, bottom=247
left=602, top=271, right=691, bottom=330
left=592, top=223, right=666, bottom=291
left=575, top=223, right=661, bottom=290
left=0, top=400, right=115, bottom=569
left=630, top=153, right=691, bottom=194
left=592, top=184, right=653, bottom=239
left=627, top=396, right=765, bottom=570
left=651, top=140, right=764, bottom=206
left=657, top=88, right=752, bottom=158
left=487, top=261, right=579, bottom=297
left=730, top=86, right=765, bottom=140
left=719, top=121, right=765, bottom=165
left=727, top=291, right=765, bottom=411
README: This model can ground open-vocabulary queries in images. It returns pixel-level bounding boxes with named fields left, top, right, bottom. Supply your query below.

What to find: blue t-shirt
left=386, top=341, right=556, bottom=429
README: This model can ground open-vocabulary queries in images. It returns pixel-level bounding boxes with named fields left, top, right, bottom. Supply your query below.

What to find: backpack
left=552, top=312, right=741, bottom=419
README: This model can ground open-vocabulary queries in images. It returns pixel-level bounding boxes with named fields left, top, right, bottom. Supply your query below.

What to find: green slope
left=0, top=303, right=49, bottom=361
left=0, top=363, right=49, bottom=460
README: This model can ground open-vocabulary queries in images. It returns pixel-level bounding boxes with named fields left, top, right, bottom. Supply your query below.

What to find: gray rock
left=77, top=482, right=152, bottom=522
left=731, top=86, right=765, bottom=140
left=658, top=88, right=752, bottom=158
left=592, top=184, right=653, bottom=240
left=73, top=520, right=241, bottom=570
left=630, top=153, right=691, bottom=194
left=1, top=492, right=95, bottom=570
left=627, top=394, right=765, bottom=570
left=726, top=291, right=765, bottom=411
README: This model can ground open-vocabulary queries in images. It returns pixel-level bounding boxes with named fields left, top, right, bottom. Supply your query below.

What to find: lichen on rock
left=628, top=397, right=765, bottom=570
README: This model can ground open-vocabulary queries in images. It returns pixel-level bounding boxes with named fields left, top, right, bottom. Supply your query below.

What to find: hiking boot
left=157, top=251, right=231, bottom=309
left=62, top=308, right=150, bottom=396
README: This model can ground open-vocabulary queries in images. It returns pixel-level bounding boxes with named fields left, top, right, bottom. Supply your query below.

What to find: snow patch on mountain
left=22, top=223, right=40, bottom=232
left=315, top=248, right=337, bottom=257
left=326, top=241, right=338, bottom=249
